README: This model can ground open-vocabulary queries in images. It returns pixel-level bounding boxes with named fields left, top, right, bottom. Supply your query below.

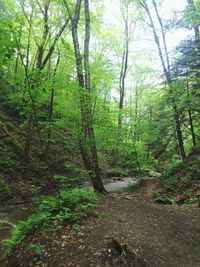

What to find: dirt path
left=9, top=184, right=200, bottom=267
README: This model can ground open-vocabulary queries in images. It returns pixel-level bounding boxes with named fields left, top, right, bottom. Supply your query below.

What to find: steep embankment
left=0, top=79, right=61, bottom=203
left=0, top=107, right=53, bottom=202
left=154, top=147, right=200, bottom=205
left=0, top=79, right=84, bottom=203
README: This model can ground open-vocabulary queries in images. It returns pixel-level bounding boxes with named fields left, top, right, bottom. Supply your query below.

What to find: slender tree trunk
left=14, top=22, right=22, bottom=85
left=23, top=116, right=33, bottom=163
left=64, top=0, right=106, bottom=193
left=118, top=5, right=129, bottom=133
left=37, top=0, right=50, bottom=70
left=46, top=52, right=61, bottom=152
left=6, top=63, right=11, bottom=81
left=84, top=0, right=106, bottom=192
left=187, top=81, right=196, bottom=146
left=22, top=12, right=33, bottom=162
left=188, top=109, right=196, bottom=146
left=134, top=87, right=139, bottom=143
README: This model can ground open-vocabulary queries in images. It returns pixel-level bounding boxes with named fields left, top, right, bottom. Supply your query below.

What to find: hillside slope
left=154, top=147, right=200, bottom=204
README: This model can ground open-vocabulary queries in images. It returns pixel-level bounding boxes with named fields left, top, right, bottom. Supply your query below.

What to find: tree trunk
left=23, top=116, right=33, bottom=163
left=187, top=81, right=196, bottom=146
left=84, top=0, right=106, bottom=193
left=118, top=4, right=129, bottom=133
left=64, top=0, right=106, bottom=193
left=46, top=52, right=61, bottom=152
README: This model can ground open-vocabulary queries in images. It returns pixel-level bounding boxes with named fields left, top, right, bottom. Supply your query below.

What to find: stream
left=0, top=177, right=137, bottom=267
left=0, top=204, right=33, bottom=267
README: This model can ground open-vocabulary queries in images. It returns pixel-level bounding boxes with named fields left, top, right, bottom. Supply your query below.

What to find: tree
left=64, top=0, right=106, bottom=193
left=139, top=0, right=186, bottom=160
left=118, top=0, right=130, bottom=132
left=186, top=0, right=199, bottom=39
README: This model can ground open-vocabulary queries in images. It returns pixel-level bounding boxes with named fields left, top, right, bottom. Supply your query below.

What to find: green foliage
left=28, top=243, right=44, bottom=264
left=30, top=185, right=41, bottom=197
left=180, top=1, right=200, bottom=30
left=0, top=0, right=199, bottom=226
left=0, top=156, right=14, bottom=174
left=154, top=148, right=200, bottom=205
left=0, top=179, right=12, bottom=201
left=153, top=189, right=177, bottom=205
left=3, top=188, right=97, bottom=256
left=54, top=175, right=85, bottom=190
left=3, top=212, right=50, bottom=256
left=108, top=167, right=130, bottom=177
left=163, top=176, right=179, bottom=193
left=0, top=1, right=17, bottom=68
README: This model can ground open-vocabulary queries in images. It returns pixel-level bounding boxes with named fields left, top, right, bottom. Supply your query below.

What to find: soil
left=7, top=181, right=200, bottom=267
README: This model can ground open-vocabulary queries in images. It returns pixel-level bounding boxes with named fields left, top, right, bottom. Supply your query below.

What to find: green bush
left=3, top=188, right=97, bottom=256
left=28, top=243, right=44, bottom=264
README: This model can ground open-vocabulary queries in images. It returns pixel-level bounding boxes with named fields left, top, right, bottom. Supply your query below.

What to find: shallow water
left=82, top=177, right=138, bottom=192
left=0, top=205, right=33, bottom=267
left=104, top=177, right=138, bottom=192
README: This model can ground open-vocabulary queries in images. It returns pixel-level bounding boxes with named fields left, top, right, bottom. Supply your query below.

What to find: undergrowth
left=0, top=179, right=12, bottom=201
left=126, top=178, right=144, bottom=192
left=153, top=148, right=200, bottom=205
left=3, top=188, right=97, bottom=257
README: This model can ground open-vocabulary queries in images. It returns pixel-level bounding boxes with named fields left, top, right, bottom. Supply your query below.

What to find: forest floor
left=8, top=180, right=200, bottom=267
